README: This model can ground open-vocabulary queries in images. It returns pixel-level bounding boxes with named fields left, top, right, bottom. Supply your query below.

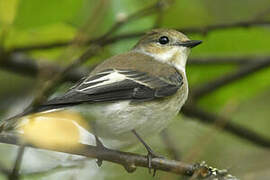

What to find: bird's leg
left=92, top=122, right=106, bottom=167
left=132, top=129, right=160, bottom=176
left=94, top=135, right=106, bottom=167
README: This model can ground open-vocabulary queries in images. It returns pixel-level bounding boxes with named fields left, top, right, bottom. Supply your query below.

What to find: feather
left=39, top=69, right=183, bottom=111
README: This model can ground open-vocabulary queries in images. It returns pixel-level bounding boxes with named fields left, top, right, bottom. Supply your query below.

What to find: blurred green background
left=0, top=0, right=270, bottom=179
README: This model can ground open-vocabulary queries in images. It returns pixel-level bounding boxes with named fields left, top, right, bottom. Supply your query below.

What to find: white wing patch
left=86, top=71, right=125, bottom=85
left=76, top=69, right=150, bottom=92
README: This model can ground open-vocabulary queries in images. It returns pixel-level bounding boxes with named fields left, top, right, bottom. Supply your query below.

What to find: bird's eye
left=158, top=36, right=169, bottom=45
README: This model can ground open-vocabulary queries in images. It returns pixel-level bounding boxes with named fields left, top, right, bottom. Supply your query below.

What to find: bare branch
left=180, top=19, right=270, bottom=35
left=99, top=0, right=165, bottom=39
left=9, top=0, right=166, bottom=53
left=0, top=133, right=238, bottom=180
left=191, top=57, right=270, bottom=99
left=0, top=164, right=9, bottom=176
left=160, top=129, right=181, bottom=160
left=8, top=19, right=270, bottom=53
left=181, top=104, right=270, bottom=148
left=26, top=45, right=100, bottom=111
left=8, top=145, right=25, bottom=180
left=2, top=53, right=269, bottom=82
left=0, top=53, right=89, bottom=83
left=187, top=56, right=270, bottom=65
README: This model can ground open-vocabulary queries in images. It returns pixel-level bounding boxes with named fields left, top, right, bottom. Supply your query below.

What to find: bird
left=0, top=28, right=201, bottom=172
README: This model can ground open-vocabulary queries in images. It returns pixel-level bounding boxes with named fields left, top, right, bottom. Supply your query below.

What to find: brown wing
left=37, top=52, right=183, bottom=111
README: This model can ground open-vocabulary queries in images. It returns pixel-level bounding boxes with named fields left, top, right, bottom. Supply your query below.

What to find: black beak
left=177, top=40, right=202, bottom=48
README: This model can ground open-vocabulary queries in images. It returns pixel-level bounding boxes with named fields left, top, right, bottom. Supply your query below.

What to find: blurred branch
left=180, top=19, right=270, bottom=35
left=8, top=145, right=25, bottom=180
left=27, top=45, right=100, bottom=111
left=253, top=7, right=270, bottom=20
left=0, top=133, right=238, bottom=180
left=8, top=19, right=270, bottom=53
left=9, top=0, right=167, bottom=53
left=191, top=57, right=270, bottom=99
left=153, top=0, right=173, bottom=28
left=99, top=0, right=167, bottom=38
left=160, top=129, right=181, bottom=160
left=2, top=53, right=270, bottom=82
left=8, top=32, right=145, bottom=52
left=0, top=53, right=89, bottom=83
left=187, top=56, right=270, bottom=65
left=181, top=103, right=270, bottom=148
left=0, top=164, right=9, bottom=176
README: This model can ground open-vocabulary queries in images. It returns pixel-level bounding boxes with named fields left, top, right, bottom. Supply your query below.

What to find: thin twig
left=0, top=133, right=237, bottom=180
left=8, top=19, right=270, bottom=53
left=28, top=45, right=100, bottom=111
left=2, top=53, right=269, bottom=82
left=9, top=0, right=166, bottom=53
left=99, top=0, right=163, bottom=39
left=8, top=32, right=143, bottom=53
left=253, top=7, right=270, bottom=21
left=0, top=53, right=89, bottom=83
left=0, top=164, right=9, bottom=176
left=180, top=19, right=270, bottom=35
left=191, top=57, right=270, bottom=99
left=187, top=56, right=270, bottom=65
left=153, top=0, right=172, bottom=28
left=181, top=104, right=270, bottom=148
left=8, top=145, right=25, bottom=180
left=160, top=129, right=181, bottom=160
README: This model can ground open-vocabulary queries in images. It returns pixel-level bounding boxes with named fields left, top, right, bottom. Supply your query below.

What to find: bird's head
left=133, top=29, right=202, bottom=71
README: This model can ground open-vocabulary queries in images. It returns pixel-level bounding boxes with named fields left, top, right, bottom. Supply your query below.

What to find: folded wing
left=40, top=69, right=183, bottom=110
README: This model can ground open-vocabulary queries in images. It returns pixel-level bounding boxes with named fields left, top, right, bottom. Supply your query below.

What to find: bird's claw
left=146, top=150, right=163, bottom=176
left=95, top=135, right=106, bottom=167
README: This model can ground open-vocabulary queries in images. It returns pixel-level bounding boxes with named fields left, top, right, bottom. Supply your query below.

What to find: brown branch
left=9, top=19, right=270, bottom=53
left=0, top=164, right=9, bottom=176
left=252, top=7, right=270, bottom=21
left=0, top=53, right=89, bottom=83
left=0, top=133, right=237, bottom=180
left=181, top=104, right=270, bottom=148
left=8, top=145, right=25, bottom=180
left=187, top=56, right=270, bottom=65
left=26, top=45, right=100, bottom=111
left=180, top=19, right=270, bottom=35
left=160, top=129, right=181, bottom=160
left=9, top=0, right=166, bottom=53
left=8, top=32, right=144, bottom=53
left=2, top=53, right=269, bottom=82
left=99, top=0, right=165, bottom=39
left=191, top=57, right=270, bottom=99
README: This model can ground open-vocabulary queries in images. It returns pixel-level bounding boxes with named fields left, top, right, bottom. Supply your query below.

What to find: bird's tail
left=0, top=107, right=34, bottom=133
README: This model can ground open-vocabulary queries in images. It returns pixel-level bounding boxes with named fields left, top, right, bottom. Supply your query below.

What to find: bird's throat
left=137, top=47, right=189, bottom=73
